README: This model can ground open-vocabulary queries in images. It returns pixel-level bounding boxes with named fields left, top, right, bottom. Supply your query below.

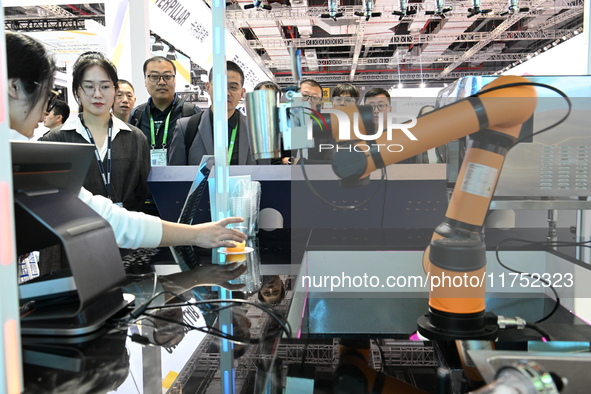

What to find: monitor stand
left=15, top=189, right=130, bottom=336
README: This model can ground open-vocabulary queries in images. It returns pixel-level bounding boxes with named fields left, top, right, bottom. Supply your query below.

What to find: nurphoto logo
left=307, top=107, right=419, bottom=153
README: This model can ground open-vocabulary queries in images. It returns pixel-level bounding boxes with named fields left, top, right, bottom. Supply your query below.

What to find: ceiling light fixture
left=152, top=40, right=164, bottom=53
left=500, top=0, right=529, bottom=16
left=467, top=0, right=492, bottom=17
left=426, top=0, right=452, bottom=18
left=393, top=0, right=417, bottom=20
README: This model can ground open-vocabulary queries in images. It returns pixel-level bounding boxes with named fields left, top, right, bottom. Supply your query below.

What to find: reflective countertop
left=21, top=227, right=591, bottom=393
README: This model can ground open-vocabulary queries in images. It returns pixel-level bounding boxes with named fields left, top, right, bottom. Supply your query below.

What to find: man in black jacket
left=129, top=56, right=200, bottom=166
left=168, top=61, right=256, bottom=165
left=43, top=100, right=70, bottom=130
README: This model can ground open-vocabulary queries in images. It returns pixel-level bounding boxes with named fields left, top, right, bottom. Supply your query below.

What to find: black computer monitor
left=11, top=140, right=94, bottom=196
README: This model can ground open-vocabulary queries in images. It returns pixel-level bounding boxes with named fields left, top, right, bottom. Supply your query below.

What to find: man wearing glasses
left=300, top=79, right=323, bottom=111
left=363, top=88, right=418, bottom=164
left=331, top=83, right=360, bottom=107
left=363, top=87, right=392, bottom=132
left=130, top=56, right=200, bottom=166
left=298, top=79, right=335, bottom=163
left=168, top=61, right=257, bottom=165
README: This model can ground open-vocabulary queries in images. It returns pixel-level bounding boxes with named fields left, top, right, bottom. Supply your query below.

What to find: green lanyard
left=149, top=109, right=173, bottom=149
left=227, top=123, right=239, bottom=165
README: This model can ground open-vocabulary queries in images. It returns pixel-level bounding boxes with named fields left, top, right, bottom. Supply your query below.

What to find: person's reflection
left=125, top=261, right=248, bottom=306
left=230, top=309, right=252, bottom=358
left=151, top=307, right=187, bottom=352
left=212, top=308, right=252, bottom=358
left=257, top=275, right=285, bottom=305
left=125, top=262, right=248, bottom=354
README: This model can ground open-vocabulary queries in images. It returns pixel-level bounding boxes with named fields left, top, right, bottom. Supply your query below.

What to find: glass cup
left=229, top=196, right=252, bottom=236
left=228, top=238, right=262, bottom=295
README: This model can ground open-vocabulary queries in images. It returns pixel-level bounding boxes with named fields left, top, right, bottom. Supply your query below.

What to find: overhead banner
left=149, top=0, right=272, bottom=91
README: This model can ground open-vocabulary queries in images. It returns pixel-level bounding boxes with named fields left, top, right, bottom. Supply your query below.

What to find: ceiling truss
left=3, top=1, right=585, bottom=87
left=246, top=29, right=575, bottom=49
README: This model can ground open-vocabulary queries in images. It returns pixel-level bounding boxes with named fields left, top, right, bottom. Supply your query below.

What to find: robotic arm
left=243, top=74, right=537, bottom=338
left=331, top=76, right=540, bottom=393
left=246, top=75, right=538, bottom=338
left=330, top=75, right=538, bottom=339
left=245, top=75, right=555, bottom=392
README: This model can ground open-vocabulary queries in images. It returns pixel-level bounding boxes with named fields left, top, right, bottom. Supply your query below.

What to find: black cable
left=129, top=333, right=152, bottom=346
left=113, top=290, right=181, bottom=323
left=142, top=309, right=285, bottom=346
left=493, top=237, right=591, bottom=323
left=298, top=148, right=387, bottom=210
left=194, top=299, right=291, bottom=338
left=495, top=238, right=559, bottom=323
left=465, top=81, right=570, bottom=233
left=142, top=311, right=251, bottom=346
left=525, top=321, right=552, bottom=341
left=469, top=81, right=572, bottom=149
left=143, top=298, right=292, bottom=339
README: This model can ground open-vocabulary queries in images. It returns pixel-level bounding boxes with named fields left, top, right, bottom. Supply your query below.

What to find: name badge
left=151, top=148, right=167, bottom=166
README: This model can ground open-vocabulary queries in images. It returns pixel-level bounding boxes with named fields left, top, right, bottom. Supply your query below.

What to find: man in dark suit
left=168, top=61, right=256, bottom=165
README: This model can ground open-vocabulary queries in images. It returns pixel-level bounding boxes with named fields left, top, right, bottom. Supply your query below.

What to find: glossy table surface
left=21, top=227, right=591, bottom=393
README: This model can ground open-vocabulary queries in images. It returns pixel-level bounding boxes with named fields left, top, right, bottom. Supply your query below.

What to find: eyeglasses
left=302, top=94, right=322, bottom=104
left=146, top=74, right=175, bottom=83
left=367, top=103, right=389, bottom=112
left=80, top=83, right=115, bottom=96
left=333, top=96, right=357, bottom=105
left=46, top=90, right=59, bottom=112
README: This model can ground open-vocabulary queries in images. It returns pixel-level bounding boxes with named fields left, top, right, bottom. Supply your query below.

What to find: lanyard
left=227, top=123, right=239, bottom=165
left=80, top=114, right=113, bottom=199
left=149, top=109, right=173, bottom=149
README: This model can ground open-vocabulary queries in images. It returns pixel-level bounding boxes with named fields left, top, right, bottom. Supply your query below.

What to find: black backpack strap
left=182, top=101, right=198, bottom=117
left=184, top=112, right=203, bottom=160
left=130, top=103, right=147, bottom=127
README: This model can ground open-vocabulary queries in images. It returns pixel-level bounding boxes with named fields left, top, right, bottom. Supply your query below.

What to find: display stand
left=12, top=141, right=129, bottom=336
left=16, top=189, right=129, bottom=336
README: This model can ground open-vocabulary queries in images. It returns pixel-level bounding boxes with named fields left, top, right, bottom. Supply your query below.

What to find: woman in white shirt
left=5, top=31, right=245, bottom=250
left=40, top=52, right=150, bottom=211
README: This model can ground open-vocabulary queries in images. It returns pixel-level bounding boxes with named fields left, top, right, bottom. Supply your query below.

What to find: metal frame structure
left=3, top=0, right=584, bottom=86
